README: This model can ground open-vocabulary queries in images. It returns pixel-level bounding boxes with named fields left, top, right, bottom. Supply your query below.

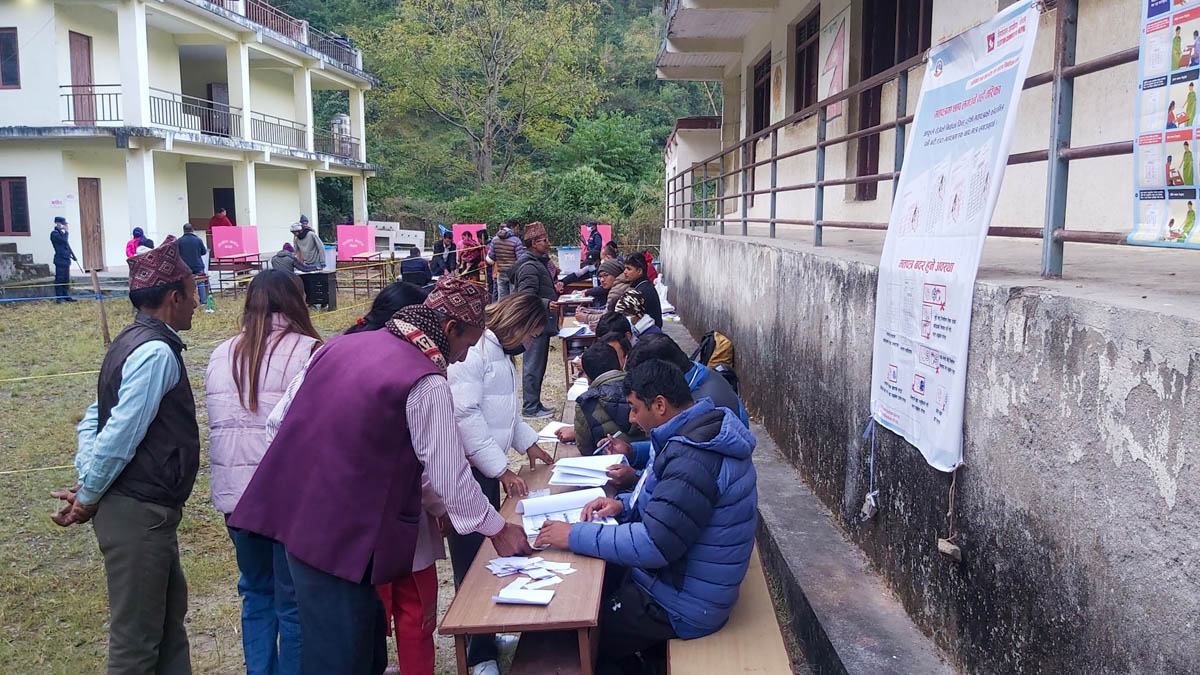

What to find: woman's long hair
left=231, top=270, right=322, bottom=412
left=344, top=281, right=428, bottom=334
left=485, top=292, right=547, bottom=348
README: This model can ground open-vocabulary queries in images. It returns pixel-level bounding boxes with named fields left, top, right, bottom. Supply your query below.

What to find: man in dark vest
left=229, top=276, right=533, bottom=674
left=51, top=236, right=200, bottom=675
left=487, top=219, right=525, bottom=299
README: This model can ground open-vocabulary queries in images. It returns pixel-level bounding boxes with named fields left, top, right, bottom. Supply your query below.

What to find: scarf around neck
left=385, top=305, right=450, bottom=371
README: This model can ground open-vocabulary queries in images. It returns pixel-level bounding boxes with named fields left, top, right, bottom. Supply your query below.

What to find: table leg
left=578, top=626, right=598, bottom=675
left=454, top=634, right=469, bottom=675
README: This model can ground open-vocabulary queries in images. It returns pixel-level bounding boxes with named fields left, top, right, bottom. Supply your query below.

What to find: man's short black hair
left=595, top=312, right=631, bottom=338
left=622, top=359, right=693, bottom=408
left=129, top=279, right=186, bottom=310
left=442, top=231, right=453, bottom=239
left=581, top=343, right=621, bottom=380
left=625, top=333, right=692, bottom=373
left=599, top=331, right=631, bottom=358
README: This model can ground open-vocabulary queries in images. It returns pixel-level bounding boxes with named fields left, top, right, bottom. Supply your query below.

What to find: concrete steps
left=0, top=243, right=51, bottom=283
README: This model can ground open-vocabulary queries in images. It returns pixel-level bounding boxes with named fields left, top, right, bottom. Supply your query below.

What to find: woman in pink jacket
left=205, top=270, right=322, bottom=675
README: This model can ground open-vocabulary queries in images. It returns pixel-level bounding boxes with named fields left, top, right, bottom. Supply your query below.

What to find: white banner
left=869, top=2, right=1039, bottom=471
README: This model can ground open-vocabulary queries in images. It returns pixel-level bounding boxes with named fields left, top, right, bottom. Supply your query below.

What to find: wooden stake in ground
left=90, top=270, right=111, bottom=346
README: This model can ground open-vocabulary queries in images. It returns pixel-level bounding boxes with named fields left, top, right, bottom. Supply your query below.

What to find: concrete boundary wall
left=661, top=228, right=1199, bottom=673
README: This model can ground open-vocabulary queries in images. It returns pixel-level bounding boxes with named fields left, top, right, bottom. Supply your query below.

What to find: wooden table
left=558, top=318, right=597, bottom=387
left=555, top=294, right=595, bottom=330
left=440, top=404, right=606, bottom=675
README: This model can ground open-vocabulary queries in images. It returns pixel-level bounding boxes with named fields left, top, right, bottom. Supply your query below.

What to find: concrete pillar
left=233, top=160, right=257, bottom=228
left=349, top=87, right=366, bottom=162
left=298, top=167, right=317, bottom=229
left=117, top=0, right=150, bottom=126
left=351, top=173, right=368, bottom=224
left=226, top=42, right=252, bottom=142
left=125, top=148, right=158, bottom=242
left=294, top=68, right=314, bottom=152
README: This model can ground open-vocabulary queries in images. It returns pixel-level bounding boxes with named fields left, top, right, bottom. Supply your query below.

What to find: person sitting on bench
left=554, top=343, right=645, bottom=457
left=535, top=359, right=758, bottom=675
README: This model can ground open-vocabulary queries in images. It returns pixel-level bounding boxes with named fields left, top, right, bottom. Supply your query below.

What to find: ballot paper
left=516, top=487, right=615, bottom=535
left=557, top=324, right=593, bottom=338
left=537, top=421, right=572, bottom=441
left=492, top=577, right=555, bottom=606
left=566, top=378, right=589, bottom=402
left=547, top=454, right=628, bottom=487
left=525, top=576, right=564, bottom=590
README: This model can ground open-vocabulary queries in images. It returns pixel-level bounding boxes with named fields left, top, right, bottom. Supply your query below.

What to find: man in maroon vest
left=51, top=236, right=200, bottom=675
left=230, top=276, right=532, bottom=675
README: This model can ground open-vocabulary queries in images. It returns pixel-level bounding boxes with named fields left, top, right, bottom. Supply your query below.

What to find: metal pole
left=815, top=106, right=827, bottom=247
left=769, top=129, right=778, bottom=238
left=893, top=69, right=908, bottom=203
left=740, top=144, right=749, bottom=236
left=1042, top=0, right=1077, bottom=278
left=90, top=270, right=111, bottom=346
left=718, top=153, right=726, bottom=234
left=702, top=162, right=709, bottom=233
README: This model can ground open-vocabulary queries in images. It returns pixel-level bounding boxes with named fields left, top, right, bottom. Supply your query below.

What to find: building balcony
left=205, top=0, right=362, bottom=70
left=313, top=128, right=360, bottom=161
left=249, top=111, right=306, bottom=151
left=60, top=85, right=123, bottom=125
left=149, top=88, right=243, bottom=138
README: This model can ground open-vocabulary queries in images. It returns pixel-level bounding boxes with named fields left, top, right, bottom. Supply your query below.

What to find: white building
left=0, top=0, right=375, bottom=272
left=658, top=0, right=1139, bottom=276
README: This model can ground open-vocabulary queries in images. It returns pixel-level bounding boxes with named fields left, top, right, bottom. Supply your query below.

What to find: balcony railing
left=149, top=88, right=243, bottom=138
left=251, top=111, right=307, bottom=150
left=308, top=26, right=358, bottom=68
left=245, top=0, right=305, bottom=42
left=61, top=84, right=121, bottom=125
left=202, top=0, right=361, bottom=69
left=314, top=129, right=360, bottom=160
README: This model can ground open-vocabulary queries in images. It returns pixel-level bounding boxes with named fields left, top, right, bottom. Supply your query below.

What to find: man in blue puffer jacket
left=535, top=359, right=758, bottom=672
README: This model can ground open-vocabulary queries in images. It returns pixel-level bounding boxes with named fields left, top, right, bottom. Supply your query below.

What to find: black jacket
left=432, top=240, right=456, bottom=275
left=513, top=251, right=558, bottom=332
left=585, top=229, right=603, bottom=263
left=177, top=232, right=207, bottom=274
left=50, top=228, right=75, bottom=266
left=633, top=278, right=663, bottom=327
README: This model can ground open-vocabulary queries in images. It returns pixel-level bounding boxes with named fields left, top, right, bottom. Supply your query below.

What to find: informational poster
left=1131, top=0, right=1200, bottom=247
left=870, top=2, right=1039, bottom=471
left=820, top=5, right=849, bottom=120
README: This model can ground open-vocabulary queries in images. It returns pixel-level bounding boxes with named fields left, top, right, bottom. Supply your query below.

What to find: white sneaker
left=471, top=660, right=500, bottom=675
left=204, top=308, right=214, bottom=313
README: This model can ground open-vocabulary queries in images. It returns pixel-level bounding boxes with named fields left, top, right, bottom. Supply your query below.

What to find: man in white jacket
left=446, top=292, right=555, bottom=675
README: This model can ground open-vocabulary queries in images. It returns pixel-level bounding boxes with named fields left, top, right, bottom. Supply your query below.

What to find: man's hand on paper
left=606, top=464, right=637, bottom=490
left=499, top=470, right=528, bottom=498
left=601, top=435, right=632, bottom=459
left=580, top=496, right=623, bottom=522
left=534, top=520, right=572, bottom=550
left=490, top=521, right=534, bottom=557
left=554, top=426, right=576, bottom=444
left=526, top=444, right=555, bottom=469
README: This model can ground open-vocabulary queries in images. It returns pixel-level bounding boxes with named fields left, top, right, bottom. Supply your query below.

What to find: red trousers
left=376, top=565, right=438, bottom=675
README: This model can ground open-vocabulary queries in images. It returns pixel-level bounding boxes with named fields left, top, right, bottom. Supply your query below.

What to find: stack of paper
left=536, top=421, right=572, bottom=442
left=557, top=324, right=593, bottom=338
left=492, top=577, right=555, bottom=606
left=487, top=556, right=578, bottom=579
left=516, top=487, right=616, bottom=535
left=567, top=377, right=589, bottom=402
left=548, top=454, right=627, bottom=487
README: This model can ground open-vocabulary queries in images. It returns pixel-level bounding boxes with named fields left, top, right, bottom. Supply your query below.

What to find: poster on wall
left=869, top=1, right=1039, bottom=472
left=1131, top=0, right=1200, bottom=248
left=820, top=6, right=850, bottom=120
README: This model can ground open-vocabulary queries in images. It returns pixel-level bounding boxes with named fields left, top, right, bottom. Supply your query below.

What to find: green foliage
left=556, top=112, right=657, bottom=184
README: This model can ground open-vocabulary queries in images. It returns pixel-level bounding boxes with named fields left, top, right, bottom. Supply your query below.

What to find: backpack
left=691, top=331, right=739, bottom=394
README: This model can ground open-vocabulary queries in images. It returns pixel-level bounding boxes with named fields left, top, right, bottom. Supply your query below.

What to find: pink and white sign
left=337, top=224, right=376, bottom=261
left=211, top=226, right=258, bottom=259
left=579, top=224, right=612, bottom=249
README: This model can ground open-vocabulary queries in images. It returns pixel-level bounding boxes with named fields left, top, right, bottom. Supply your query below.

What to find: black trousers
left=286, top=553, right=387, bottom=675
left=597, top=567, right=677, bottom=675
left=521, top=329, right=552, bottom=413
left=54, top=263, right=70, bottom=300
left=447, top=468, right=503, bottom=666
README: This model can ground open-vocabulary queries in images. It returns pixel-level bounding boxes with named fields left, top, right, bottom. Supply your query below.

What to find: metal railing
left=149, top=88, right=243, bottom=138
left=308, top=26, right=357, bottom=68
left=664, top=0, right=1137, bottom=278
left=313, top=129, right=360, bottom=160
left=61, top=84, right=121, bottom=125
left=250, top=111, right=307, bottom=150
left=245, top=0, right=305, bottom=42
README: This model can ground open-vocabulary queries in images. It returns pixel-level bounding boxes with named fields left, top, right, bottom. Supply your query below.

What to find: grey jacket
left=293, top=229, right=325, bottom=268
left=270, top=250, right=318, bottom=274
left=513, top=251, right=557, bottom=332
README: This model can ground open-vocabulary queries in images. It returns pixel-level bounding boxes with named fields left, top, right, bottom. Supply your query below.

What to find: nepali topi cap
left=424, top=275, right=487, bottom=328
left=128, top=235, right=192, bottom=291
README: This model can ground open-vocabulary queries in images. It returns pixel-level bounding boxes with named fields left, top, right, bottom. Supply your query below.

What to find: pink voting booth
left=337, top=224, right=376, bottom=261
left=579, top=224, right=612, bottom=248
left=210, top=226, right=258, bottom=259
left=452, top=223, right=488, bottom=247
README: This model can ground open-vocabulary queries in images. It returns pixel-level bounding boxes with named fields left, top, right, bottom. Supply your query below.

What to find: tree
left=357, top=0, right=602, bottom=187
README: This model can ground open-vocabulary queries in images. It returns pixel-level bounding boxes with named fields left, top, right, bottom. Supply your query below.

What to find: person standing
left=228, top=277, right=532, bottom=675
left=446, top=292, right=557, bottom=675
left=511, top=222, right=559, bottom=418
left=291, top=221, right=325, bottom=270
left=50, top=237, right=200, bottom=675
left=458, top=230, right=484, bottom=282
left=487, top=220, right=525, bottom=299
left=178, top=223, right=210, bottom=310
left=50, top=216, right=77, bottom=303
left=584, top=221, right=603, bottom=266
left=126, top=227, right=155, bottom=258
left=209, top=207, right=233, bottom=229
left=206, top=270, right=322, bottom=675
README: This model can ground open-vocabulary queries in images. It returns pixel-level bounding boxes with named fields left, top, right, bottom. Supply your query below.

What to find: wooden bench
left=666, top=545, right=792, bottom=674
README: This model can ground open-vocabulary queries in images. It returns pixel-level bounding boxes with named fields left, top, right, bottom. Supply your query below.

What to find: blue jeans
left=227, top=525, right=301, bottom=675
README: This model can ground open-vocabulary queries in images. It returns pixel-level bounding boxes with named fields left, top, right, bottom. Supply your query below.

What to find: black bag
left=691, top=331, right=739, bottom=395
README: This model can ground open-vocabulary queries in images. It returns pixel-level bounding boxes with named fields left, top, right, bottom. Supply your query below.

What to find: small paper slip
left=567, top=379, right=589, bottom=402
left=492, top=587, right=555, bottom=606
left=525, top=576, right=563, bottom=590
left=525, top=567, right=557, bottom=581
left=559, top=567, right=579, bottom=575
left=539, top=561, right=574, bottom=571
left=517, top=487, right=606, bottom=536
left=537, top=420, right=572, bottom=441
left=557, top=324, right=593, bottom=338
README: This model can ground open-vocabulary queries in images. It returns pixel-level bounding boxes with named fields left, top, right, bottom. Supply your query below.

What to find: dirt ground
left=0, top=287, right=567, bottom=673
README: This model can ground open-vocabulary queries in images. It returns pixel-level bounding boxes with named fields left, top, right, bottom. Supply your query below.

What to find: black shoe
left=63, top=297, right=76, bottom=302
left=523, top=406, right=554, bottom=419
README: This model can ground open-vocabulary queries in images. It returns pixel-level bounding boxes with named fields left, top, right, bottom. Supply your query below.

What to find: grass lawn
left=0, top=287, right=567, bottom=673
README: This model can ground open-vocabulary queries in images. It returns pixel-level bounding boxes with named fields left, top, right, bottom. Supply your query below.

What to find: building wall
left=0, top=143, right=68, bottom=266
left=249, top=67, right=297, bottom=122
left=179, top=56, right=229, bottom=104
left=154, top=153, right=190, bottom=240
left=54, top=5, right=121, bottom=125
left=61, top=147, right=131, bottom=271
left=185, top=162, right=234, bottom=223
left=0, top=2, right=57, bottom=127
left=662, top=228, right=1200, bottom=674
left=700, top=0, right=1138, bottom=236
left=254, top=166, right=302, bottom=253
left=147, top=27, right=183, bottom=94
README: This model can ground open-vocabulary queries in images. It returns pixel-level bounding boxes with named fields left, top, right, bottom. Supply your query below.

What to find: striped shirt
left=267, top=358, right=506, bottom=560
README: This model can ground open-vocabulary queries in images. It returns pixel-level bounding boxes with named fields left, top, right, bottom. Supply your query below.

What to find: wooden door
left=213, top=187, right=236, bottom=225
left=69, top=32, right=94, bottom=125
left=77, top=178, right=104, bottom=271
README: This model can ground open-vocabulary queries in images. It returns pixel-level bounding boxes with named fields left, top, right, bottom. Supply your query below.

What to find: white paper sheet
left=537, top=421, right=572, bottom=440
left=525, top=576, right=564, bottom=590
